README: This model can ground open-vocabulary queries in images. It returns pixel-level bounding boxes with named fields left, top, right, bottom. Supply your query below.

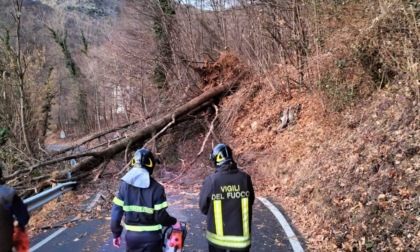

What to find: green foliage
left=48, top=27, right=90, bottom=132
left=320, top=74, right=354, bottom=112
left=408, top=0, right=420, bottom=15
left=77, top=86, right=89, bottom=133
left=365, top=241, right=375, bottom=250
left=159, top=0, right=175, bottom=15
left=335, top=59, right=346, bottom=70
left=248, top=83, right=263, bottom=99
left=0, top=127, right=10, bottom=146
left=153, top=0, right=175, bottom=41
left=65, top=6, right=106, bottom=17
left=152, top=0, right=176, bottom=90
left=314, top=36, right=324, bottom=49
left=38, top=67, right=55, bottom=139
left=48, top=28, right=80, bottom=77
left=81, top=30, right=88, bottom=55
left=65, top=0, right=108, bottom=17
left=152, top=65, right=167, bottom=89
left=1, top=29, right=10, bottom=50
left=152, top=19, right=167, bottom=41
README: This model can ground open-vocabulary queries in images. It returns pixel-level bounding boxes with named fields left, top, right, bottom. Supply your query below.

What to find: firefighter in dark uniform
left=199, top=143, right=255, bottom=252
left=0, top=164, right=30, bottom=252
left=111, top=148, right=180, bottom=252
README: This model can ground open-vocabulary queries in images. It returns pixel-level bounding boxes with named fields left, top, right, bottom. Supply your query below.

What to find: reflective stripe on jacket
left=199, top=162, right=255, bottom=250
left=110, top=177, right=176, bottom=238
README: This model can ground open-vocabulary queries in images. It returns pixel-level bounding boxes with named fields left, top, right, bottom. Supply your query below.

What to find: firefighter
left=199, top=143, right=255, bottom=252
left=111, top=148, right=181, bottom=252
left=0, top=164, right=30, bottom=252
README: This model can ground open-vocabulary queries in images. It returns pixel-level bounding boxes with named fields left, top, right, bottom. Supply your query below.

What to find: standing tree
left=48, top=27, right=89, bottom=133
left=152, top=0, right=176, bottom=89
left=8, top=0, right=34, bottom=157
left=0, top=0, right=56, bottom=166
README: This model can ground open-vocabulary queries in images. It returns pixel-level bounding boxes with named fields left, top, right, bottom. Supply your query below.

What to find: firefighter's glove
left=113, top=237, right=121, bottom=248
left=172, top=221, right=181, bottom=230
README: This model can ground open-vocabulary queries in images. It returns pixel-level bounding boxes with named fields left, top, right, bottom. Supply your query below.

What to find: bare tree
left=10, top=0, right=34, bottom=157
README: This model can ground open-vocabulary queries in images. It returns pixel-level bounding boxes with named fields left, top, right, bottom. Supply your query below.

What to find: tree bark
left=48, top=120, right=140, bottom=157
left=4, top=83, right=234, bottom=182
left=14, top=0, right=34, bottom=157
left=54, top=83, right=233, bottom=179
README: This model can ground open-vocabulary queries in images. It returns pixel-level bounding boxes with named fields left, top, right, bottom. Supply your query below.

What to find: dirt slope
left=167, top=48, right=418, bottom=251
left=220, top=75, right=418, bottom=251
left=35, top=2, right=419, bottom=250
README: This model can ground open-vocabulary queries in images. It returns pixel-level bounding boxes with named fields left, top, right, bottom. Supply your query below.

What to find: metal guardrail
left=23, top=182, right=77, bottom=212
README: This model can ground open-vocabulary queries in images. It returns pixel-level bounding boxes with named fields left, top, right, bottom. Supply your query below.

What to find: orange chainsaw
left=163, top=222, right=187, bottom=252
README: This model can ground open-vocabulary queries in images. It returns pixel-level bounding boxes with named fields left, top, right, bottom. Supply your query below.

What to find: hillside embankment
left=32, top=1, right=419, bottom=251
left=210, top=3, right=420, bottom=251
left=184, top=1, right=419, bottom=251
left=221, top=75, right=418, bottom=251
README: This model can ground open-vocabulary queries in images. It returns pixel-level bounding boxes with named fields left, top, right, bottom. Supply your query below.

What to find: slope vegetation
left=209, top=3, right=419, bottom=251
left=23, top=2, right=419, bottom=251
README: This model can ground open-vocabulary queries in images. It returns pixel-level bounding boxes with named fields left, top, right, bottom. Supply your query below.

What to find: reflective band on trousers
left=206, top=231, right=251, bottom=249
left=124, top=224, right=162, bottom=232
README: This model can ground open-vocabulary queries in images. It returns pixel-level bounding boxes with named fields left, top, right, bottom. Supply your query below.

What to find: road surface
left=30, top=190, right=304, bottom=252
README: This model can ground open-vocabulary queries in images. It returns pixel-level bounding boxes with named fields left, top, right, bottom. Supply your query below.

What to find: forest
left=0, top=0, right=418, bottom=251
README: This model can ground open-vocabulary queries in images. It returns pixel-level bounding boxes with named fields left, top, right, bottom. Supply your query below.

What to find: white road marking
left=30, top=192, right=103, bottom=251
left=30, top=227, right=67, bottom=252
left=257, top=197, right=304, bottom=252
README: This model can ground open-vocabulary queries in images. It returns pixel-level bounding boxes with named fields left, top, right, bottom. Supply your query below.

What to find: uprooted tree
left=4, top=52, right=251, bottom=197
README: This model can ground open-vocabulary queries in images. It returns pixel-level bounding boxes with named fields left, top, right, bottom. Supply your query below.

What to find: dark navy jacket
left=111, top=173, right=176, bottom=238
left=0, top=185, right=30, bottom=252
left=199, top=162, right=255, bottom=251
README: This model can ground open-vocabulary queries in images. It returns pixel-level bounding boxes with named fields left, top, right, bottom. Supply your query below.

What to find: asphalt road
left=30, top=190, right=304, bottom=252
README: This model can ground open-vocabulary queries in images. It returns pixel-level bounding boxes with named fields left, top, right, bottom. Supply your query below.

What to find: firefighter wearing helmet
left=199, top=144, right=255, bottom=252
left=110, top=148, right=181, bottom=251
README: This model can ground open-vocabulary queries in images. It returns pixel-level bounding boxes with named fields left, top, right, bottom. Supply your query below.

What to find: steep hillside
left=166, top=1, right=419, bottom=251
left=35, top=0, right=120, bottom=17
left=221, top=70, right=418, bottom=251
left=206, top=2, right=420, bottom=251
left=158, top=47, right=418, bottom=251
left=9, top=1, right=418, bottom=251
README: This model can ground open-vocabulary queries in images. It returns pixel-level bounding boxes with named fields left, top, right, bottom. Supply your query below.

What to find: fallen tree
left=55, top=82, right=238, bottom=179
left=47, top=120, right=141, bottom=158
left=5, top=51, right=251, bottom=196
left=4, top=82, right=235, bottom=183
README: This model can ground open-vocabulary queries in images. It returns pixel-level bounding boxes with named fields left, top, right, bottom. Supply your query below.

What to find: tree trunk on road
left=52, top=83, right=234, bottom=179
left=3, top=83, right=233, bottom=182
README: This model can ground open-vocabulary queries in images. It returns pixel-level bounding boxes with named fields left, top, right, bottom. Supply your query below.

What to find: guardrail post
left=58, top=159, right=76, bottom=202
